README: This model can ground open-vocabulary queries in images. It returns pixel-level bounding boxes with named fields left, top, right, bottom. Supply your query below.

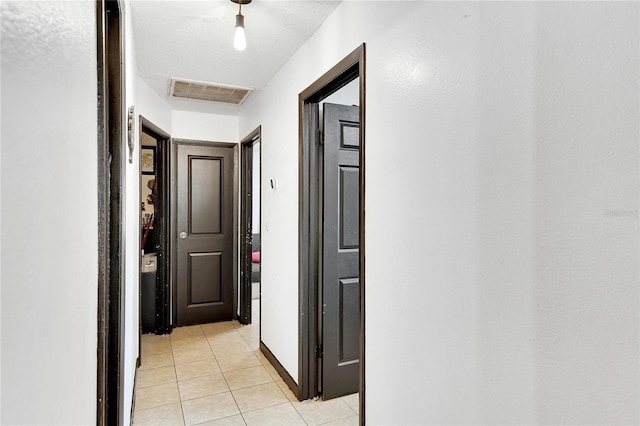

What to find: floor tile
left=142, top=333, right=171, bottom=343
left=317, top=415, right=359, bottom=426
left=173, top=347, right=214, bottom=365
left=242, top=402, right=306, bottom=426
left=275, top=381, right=298, bottom=403
left=182, top=392, right=240, bottom=426
left=136, top=365, right=177, bottom=388
left=216, top=351, right=262, bottom=372
left=210, top=340, right=253, bottom=358
left=171, top=325, right=205, bottom=340
left=196, top=414, right=246, bottom=425
left=175, top=358, right=222, bottom=381
left=136, top=303, right=361, bottom=426
left=254, top=350, right=269, bottom=366
left=171, top=336, right=210, bottom=352
left=231, top=382, right=288, bottom=413
left=135, top=382, right=180, bottom=410
left=133, top=402, right=184, bottom=425
left=237, top=327, right=258, bottom=342
left=142, top=339, right=172, bottom=355
left=207, top=332, right=247, bottom=346
left=261, top=361, right=282, bottom=381
left=293, top=399, right=355, bottom=426
left=201, top=321, right=237, bottom=336
left=178, top=373, right=230, bottom=401
left=340, top=393, right=359, bottom=414
left=223, top=365, right=273, bottom=390
left=139, top=352, right=174, bottom=370
left=241, top=336, right=260, bottom=351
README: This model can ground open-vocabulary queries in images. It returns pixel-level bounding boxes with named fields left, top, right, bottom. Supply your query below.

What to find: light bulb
left=233, top=14, right=246, bottom=51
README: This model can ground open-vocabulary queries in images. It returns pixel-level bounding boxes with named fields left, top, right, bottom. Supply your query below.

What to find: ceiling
left=130, top=0, right=342, bottom=115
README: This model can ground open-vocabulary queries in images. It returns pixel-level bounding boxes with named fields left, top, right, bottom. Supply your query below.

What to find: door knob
left=179, top=232, right=187, bottom=240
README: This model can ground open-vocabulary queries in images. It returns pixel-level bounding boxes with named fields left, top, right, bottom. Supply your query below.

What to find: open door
left=321, top=103, right=360, bottom=399
left=298, top=45, right=365, bottom=419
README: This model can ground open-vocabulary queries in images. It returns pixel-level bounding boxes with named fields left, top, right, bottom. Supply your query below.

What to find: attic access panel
left=169, top=78, right=253, bottom=105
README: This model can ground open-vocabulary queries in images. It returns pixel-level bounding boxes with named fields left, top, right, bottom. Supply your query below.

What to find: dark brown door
left=322, top=103, right=360, bottom=399
left=176, top=143, right=234, bottom=326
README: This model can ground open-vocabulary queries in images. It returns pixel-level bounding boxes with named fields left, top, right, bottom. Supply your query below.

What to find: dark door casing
left=175, top=142, right=235, bottom=326
left=240, top=129, right=260, bottom=325
left=322, top=103, right=360, bottom=399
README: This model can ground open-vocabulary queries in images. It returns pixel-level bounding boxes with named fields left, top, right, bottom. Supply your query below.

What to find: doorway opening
left=139, top=118, right=171, bottom=338
left=240, top=127, right=262, bottom=325
left=298, top=44, right=366, bottom=421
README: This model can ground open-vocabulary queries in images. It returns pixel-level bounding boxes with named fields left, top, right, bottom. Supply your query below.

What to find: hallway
left=133, top=301, right=359, bottom=425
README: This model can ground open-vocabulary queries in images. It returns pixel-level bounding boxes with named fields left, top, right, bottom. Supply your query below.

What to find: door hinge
left=315, top=345, right=323, bottom=358
left=316, top=129, right=323, bottom=145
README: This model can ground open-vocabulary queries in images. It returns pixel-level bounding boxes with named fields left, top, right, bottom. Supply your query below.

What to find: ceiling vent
left=169, top=78, right=253, bottom=105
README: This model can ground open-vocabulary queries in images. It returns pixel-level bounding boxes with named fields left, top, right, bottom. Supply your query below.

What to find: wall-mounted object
left=270, top=178, right=278, bottom=190
left=127, top=106, right=135, bottom=164
left=141, top=146, right=156, bottom=174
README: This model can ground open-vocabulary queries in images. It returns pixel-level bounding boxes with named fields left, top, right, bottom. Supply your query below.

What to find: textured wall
left=1, top=1, right=98, bottom=423
left=533, top=3, right=639, bottom=423
left=239, top=1, right=639, bottom=424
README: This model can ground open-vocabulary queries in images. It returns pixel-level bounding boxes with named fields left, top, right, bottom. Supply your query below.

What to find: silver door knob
left=179, top=232, right=187, bottom=240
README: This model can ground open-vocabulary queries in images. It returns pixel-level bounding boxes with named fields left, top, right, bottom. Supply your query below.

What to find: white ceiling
left=130, top=0, right=342, bottom=114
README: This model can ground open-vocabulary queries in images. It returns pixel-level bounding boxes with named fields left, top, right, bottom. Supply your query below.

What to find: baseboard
left=260, top=341, right=301, bottom=401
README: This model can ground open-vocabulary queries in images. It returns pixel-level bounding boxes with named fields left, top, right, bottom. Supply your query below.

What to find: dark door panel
left=322, top=103, right=360, bottom=399
left=176, top=143, right=234, bottom=326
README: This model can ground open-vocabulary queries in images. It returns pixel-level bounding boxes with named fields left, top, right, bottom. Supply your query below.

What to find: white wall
left=533, top=3, right=639, bottom=423
left=171, top=110, right=239, bottom=142
left=239, top=1, right=639, bottom=424
left=0, top=1, right=98, bottom=424
left=137, top=76, right=172, bottom=135
left=123, top=3, right=139, bottom=424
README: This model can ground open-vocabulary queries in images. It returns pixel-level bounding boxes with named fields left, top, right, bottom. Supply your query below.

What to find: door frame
left=240, top=126, right=262, bottom=325
left=139, top=117, right=171, bottom=335
left=97, top=0, right=125, bottom=423
left=298, top=44, right=366, bottom=420
left=170, top=139, right=239, bottom=326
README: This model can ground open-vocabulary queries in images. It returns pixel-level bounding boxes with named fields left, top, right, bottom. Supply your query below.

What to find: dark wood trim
left=96, top=1, right=107, bottom=423
left=139, top=116, right=171, bottom=336
left=298, top=44, right=366, bottom=420
left=358, top=43, right=366, bottom=426
left=107, top=0, right=125, bottom=421
left=233, top=144, right=239, bottom=321
left=298, top=102, right=320, bottom=401
left=240, top=126, right=261, bottom=325
left=171, top=139, right=237, bottom=149
left=97, top=0, right=124, bottom=424
left=260, top=341, right=300, bottom=399
left=170, top=139, right=239, bottom=326
left=299, top=47, right=361, bottom=103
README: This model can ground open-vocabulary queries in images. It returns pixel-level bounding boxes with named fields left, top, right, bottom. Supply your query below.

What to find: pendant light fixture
left=231, top=0, right=251, bottom=51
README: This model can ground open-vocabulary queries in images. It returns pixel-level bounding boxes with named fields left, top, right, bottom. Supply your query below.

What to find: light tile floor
left=134, top=301, right=359, bottom=425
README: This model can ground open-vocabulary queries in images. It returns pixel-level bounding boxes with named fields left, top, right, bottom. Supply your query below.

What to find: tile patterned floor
left=133, top=302, right=359, bottom=425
